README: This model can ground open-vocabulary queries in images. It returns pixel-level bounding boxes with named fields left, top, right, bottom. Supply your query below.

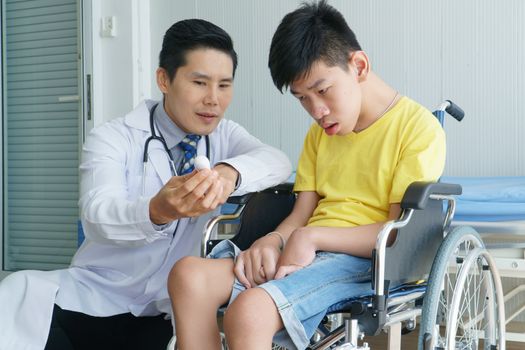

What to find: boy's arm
left=275, top=204, right=402, bottom=279
left=310, top=203, right=401, bottom=256
left=233, top=191, right=319, bottom=288
left=272, top=191, right=320, bottom=240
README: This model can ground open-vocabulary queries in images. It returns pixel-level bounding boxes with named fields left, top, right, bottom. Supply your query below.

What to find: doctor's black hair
left=159, top=19, right=238, bottom=80
left=268, top=0, right=362, bottom=93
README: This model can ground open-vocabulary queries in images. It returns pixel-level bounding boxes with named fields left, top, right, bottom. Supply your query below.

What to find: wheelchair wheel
left=446, top=247, right=505, bottom=349
left=418, top=226, right=506, bottom=350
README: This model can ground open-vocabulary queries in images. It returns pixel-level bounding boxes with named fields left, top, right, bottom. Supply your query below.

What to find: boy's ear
left=349, top=51, right=370, bottom=82
left=156, top=67, right=170, bottom=94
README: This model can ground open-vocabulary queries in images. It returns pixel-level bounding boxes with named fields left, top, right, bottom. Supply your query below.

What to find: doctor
left=0, top=19, right=291, bottom=350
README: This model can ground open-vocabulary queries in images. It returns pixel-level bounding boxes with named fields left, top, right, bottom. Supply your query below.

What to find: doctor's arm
left=151, top=120, right=287, bottom=223
left=216, top=120, right=292, bottom=196
left=80, top=122, right=221, bottom=245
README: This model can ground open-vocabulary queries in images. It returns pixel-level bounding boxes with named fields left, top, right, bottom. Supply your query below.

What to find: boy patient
left=168, top=1, right=446, bottom=349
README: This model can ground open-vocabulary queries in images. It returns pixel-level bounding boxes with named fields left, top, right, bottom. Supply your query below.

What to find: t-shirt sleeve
left=389, top=116, right=446, bottom=203
left=293, top=125, right=319, bottom=192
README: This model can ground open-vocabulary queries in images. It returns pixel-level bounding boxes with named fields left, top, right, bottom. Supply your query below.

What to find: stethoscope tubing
left=142, top=103, right=210, bottom=195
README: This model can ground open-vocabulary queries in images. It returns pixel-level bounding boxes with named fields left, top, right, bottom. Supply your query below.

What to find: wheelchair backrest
left=381, top=198, right=445, bottom=291
left=230, top=183, right=296, bottom=251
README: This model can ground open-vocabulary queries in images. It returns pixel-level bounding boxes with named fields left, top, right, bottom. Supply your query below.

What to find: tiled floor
left=362, top=325, right=522, bottom=350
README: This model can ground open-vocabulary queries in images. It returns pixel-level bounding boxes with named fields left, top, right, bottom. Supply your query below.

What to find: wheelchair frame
left=197, top=101, right=506, bottom=350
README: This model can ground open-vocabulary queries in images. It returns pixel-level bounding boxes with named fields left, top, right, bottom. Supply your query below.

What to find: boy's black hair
left=159, top=19, right=238, bottom=81
left=268, top=0, right=362, bottom=93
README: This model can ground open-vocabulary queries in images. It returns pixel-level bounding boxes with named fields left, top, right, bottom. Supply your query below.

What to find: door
left=2, top=0, right=81, bottom=271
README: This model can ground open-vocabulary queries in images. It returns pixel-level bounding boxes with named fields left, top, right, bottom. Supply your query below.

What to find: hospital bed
left=446, top=175, right=525, bottom=343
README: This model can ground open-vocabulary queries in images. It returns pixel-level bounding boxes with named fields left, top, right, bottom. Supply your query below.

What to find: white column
left=132, top=0, right=152, bottom=105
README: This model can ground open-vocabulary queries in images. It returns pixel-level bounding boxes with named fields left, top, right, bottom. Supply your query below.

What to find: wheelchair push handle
left=438, top=100, right=465, bottom=122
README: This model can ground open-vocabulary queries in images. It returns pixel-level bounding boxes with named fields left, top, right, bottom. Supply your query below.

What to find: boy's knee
left=223, top=288, right=268, bottom=334
left=168, top=256, right=206, bottom=298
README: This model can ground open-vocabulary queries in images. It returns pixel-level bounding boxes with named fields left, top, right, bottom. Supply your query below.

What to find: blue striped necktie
left=178, top=134, right=201, bottom=175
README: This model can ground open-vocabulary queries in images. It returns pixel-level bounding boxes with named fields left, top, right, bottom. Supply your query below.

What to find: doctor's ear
left=156, top=68, right=170, bottom=94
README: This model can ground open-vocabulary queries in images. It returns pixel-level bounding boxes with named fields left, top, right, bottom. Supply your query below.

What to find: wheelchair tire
left=418, top=226, right=505, bottom=350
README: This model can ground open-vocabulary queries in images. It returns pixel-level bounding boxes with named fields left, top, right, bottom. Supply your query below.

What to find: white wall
left=90, top=0, right=148, bottom=126
left=95, top=0, right=525, bottom=177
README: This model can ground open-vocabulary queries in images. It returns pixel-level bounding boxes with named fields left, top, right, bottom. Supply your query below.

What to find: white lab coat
left=0, top=100, right=292, bottom=350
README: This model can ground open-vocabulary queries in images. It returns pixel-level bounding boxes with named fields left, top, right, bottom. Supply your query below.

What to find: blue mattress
left=223, top=176, right=525, bottom=222
left=441, top=176, right=525, bottom=222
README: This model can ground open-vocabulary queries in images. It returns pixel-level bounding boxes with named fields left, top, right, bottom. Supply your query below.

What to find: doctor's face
left=157, top=48, right=234, bottom=135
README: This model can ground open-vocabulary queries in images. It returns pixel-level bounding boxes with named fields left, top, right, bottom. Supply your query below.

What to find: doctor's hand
left=274, top=227, right=317, bottom=280
left=233, top=233, right=282, bottom=289
left=149, top=169, right=224, bottom=224
left=213, top=163, right=239, bottom=204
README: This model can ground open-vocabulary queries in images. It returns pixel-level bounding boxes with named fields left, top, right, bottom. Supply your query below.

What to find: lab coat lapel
left=148, top=143, right=174, bottom=185
left=125, top=100, right=173, bottom=185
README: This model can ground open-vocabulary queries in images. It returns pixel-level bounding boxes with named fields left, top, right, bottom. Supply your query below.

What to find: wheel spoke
left=419, top=227, right=505, bottom=350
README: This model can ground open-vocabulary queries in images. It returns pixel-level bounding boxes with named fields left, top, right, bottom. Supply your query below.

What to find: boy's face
left=156, top=48, right=234, bottom=135
left=290, top=57, right=363, bottom=136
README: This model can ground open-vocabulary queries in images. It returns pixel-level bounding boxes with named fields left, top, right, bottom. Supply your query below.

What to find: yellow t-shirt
left=294, top=96, right=446, bottom=228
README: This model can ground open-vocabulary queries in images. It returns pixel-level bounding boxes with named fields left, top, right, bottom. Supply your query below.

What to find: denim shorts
left=208, top=240, right=372, bottom=350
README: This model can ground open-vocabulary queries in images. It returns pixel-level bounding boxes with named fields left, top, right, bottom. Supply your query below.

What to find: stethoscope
left=142, top=102, right=210, bottom=194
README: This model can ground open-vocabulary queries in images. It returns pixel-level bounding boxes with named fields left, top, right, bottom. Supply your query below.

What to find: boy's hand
left=149, top=169, right=223, bottom=224
left=275, top=227, right=317, bottom=279
left=233, top=233, right=282, bottom=288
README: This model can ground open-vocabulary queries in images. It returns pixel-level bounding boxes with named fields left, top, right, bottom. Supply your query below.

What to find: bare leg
left=223, top=287, right=283, bottom=350
left=168, top=256, right=235, bottom=350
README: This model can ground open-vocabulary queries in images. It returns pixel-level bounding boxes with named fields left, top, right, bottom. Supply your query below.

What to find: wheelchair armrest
left=202, top=205, right=247, bottom=257
left=201, top=192, right=260, bottom=258
left=261, top=181, right=294, bottom=194
left=374, top=181, right=461, bottom=297
left=202, top=183, right=296, bottom=257
left=222, top=183, right=294, bottom=217
left=400, top=181, right=462, bottom=210
left=226, top=192, right=253, bottom=205
left=227, top=182, right=293, bottom=205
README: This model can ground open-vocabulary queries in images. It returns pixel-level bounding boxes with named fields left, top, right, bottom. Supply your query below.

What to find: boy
left=168, top=1, right=445, bottom=349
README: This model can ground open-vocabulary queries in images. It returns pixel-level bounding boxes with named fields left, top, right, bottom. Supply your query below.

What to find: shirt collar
left=153, top=100, right=187, bottom=150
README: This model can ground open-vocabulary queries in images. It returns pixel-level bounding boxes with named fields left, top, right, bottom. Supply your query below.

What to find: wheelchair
left=202, top=182, right=506, bottom=350
left=196, top=101, right=506, bottom=350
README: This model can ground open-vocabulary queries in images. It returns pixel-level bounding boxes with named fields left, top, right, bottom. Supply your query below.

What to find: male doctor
left=0, top=19, right=291, bottom=350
